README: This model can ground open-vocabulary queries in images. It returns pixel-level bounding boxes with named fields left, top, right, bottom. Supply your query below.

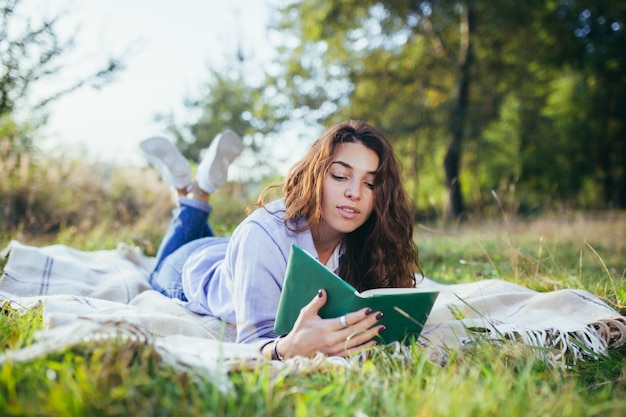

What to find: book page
left=358, top=287, right=433, bottom=297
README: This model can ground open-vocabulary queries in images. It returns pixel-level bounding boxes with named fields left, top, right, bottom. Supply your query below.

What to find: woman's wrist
left=272, top=337, right=283, bottom=362
left=271, top=337, right=284, bottom=361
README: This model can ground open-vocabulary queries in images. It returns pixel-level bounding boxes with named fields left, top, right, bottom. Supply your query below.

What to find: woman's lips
left=338, top=205, right=360, bottom=219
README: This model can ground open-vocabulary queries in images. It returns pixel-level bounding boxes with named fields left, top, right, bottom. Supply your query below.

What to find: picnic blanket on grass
left=1, top=240, right=625, bottom=376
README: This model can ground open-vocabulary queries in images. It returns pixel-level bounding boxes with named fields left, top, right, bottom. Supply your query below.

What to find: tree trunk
left=444, top=1, right=473, bottom=220
left=617, top=119, right=626, bottom=209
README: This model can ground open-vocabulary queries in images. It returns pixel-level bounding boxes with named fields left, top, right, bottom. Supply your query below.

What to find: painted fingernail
left=317, top=289, right=323, bottom=298
left=365, top=308, right=373, bottom=316
left=375, top=312, right=384, bottom=321
left=378, top=326, right=387, bottom=334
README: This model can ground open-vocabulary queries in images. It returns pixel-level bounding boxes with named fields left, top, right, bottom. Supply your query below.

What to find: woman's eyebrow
left=331, top=160, right=376, bottom=176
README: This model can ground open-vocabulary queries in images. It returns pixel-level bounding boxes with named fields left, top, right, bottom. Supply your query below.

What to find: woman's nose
left=344, top=181, right=360, bottom=200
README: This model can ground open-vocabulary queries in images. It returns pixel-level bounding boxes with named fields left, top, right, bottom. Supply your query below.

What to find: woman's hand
left=276, top=289, right=385, bottom=359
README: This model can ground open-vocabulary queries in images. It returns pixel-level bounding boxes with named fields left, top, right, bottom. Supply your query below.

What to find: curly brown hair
left=258, top=120, right=420, bottom=291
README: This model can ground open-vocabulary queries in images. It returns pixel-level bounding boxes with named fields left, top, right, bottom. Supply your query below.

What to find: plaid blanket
left=1, top=240, right=625, bottom=374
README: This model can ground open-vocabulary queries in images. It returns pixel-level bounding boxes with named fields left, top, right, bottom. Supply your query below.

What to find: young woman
left=142, top=120, right=420, bottom=360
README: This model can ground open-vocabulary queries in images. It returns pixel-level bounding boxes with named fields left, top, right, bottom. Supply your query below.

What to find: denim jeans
left=149, top=197, right=220, bottom=301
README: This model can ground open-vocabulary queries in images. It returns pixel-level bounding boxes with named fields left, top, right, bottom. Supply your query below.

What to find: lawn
left=1, top=210, right=624, bottom=416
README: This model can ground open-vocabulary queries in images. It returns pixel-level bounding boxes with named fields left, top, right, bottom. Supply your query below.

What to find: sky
left=23, top=0, right=281, bottom=167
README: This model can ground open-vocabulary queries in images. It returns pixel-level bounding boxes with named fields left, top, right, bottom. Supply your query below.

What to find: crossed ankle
left=190, top=182, right=210, bottom=200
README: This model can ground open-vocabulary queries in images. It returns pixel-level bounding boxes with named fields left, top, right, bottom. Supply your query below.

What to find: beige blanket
left=1, top=240, right=625, bottom=375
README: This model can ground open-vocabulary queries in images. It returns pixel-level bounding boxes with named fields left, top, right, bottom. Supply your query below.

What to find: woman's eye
left=331, top=174, right=346, bottom=181
left=366, top=183, right=374, bottom=190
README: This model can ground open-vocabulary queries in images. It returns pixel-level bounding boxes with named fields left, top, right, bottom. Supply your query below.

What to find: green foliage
left=466, top=93, right=522, bottom=210
left=0, top=144, right=261, bottom=254
left=266, top=0, right=626, bottom=214
left=0, top=148, right=169, bottom=251
left=160, top=61, right=292, bottom=184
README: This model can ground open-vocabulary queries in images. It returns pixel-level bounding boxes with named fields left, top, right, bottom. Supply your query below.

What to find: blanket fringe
left=592, top=317, right=626, bottom=348
left=430, top=317, right=626, bottom=366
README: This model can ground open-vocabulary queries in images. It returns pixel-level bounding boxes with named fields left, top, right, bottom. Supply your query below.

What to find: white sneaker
left=140, top=136, right=192, bottom=190
left=195, top=129, right=243, bottom=193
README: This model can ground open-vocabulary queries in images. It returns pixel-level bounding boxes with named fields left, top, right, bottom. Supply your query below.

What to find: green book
left=274, top=244, right=439, bottom=345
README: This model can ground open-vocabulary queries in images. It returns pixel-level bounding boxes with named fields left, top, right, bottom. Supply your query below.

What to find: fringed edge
left=411, top=316, right=626, bottom=368
left=590, top=317, right=626, bottom=349
left=483, top=316, right=626, bottom=366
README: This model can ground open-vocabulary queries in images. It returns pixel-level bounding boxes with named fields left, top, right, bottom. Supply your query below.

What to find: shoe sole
left=140, top=137, right=191, bottom=189
left=213, top=130, right=243, bottom=162
left=208, top=130, right=243, bottom=184
left=197, top=130, right=243, bottom=191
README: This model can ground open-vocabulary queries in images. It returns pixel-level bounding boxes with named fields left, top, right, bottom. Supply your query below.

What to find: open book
left=274, top=244, right=439, bottom=344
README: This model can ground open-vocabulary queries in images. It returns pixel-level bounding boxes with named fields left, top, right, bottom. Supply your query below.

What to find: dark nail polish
left=378, top=326, right=387, bottom=334
left=375, top=312, right=384, bottom=320
left=317, top=289, right=323, bottom=298
left=365, top=308, right=373, bottom=316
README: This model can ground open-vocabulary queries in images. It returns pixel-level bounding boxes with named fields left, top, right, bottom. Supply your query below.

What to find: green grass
left=1, top=213, right=626, bottom=416
left=1, top=153, right=625, bottom=416
left=417, top=213, right=626, bottom=311
left=0, top=330, right=624, bottom=416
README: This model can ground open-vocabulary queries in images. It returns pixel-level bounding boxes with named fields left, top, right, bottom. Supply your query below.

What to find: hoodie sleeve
left=224, top=219, right=290, bottom=349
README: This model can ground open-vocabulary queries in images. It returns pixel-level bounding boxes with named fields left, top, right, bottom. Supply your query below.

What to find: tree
left=0, top=0, right=122, bottom=148
left=268, top=0, right=626, bottom=214
left=538, top=1, right=626, bottom=208
left=160, top=49, right=291, bottom=182
left=441, top=1, right=472, bottom=220
left=270, top=0, right=486, bottom=217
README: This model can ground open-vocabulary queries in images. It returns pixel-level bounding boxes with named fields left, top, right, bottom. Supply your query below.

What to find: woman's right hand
left=275, top=289, right=385, bottom=359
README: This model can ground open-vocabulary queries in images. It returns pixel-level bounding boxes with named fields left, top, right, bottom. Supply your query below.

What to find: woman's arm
left=225, top=221, right=288, bottom=347
left=227, top=222, right=385, bottom=358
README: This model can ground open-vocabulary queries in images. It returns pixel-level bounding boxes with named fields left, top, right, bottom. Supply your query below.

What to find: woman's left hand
left=275, top=289, right=385, bottom=359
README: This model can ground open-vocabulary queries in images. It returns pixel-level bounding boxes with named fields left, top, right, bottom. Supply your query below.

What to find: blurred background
left=1, top=0, right=625, bottom=246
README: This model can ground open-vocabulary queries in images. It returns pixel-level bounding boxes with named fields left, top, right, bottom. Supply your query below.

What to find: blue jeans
left=150, top=197, right=222, bottom=301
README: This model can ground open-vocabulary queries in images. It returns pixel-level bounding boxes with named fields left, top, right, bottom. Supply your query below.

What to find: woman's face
left=317, top=141, right=379, bottom=243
